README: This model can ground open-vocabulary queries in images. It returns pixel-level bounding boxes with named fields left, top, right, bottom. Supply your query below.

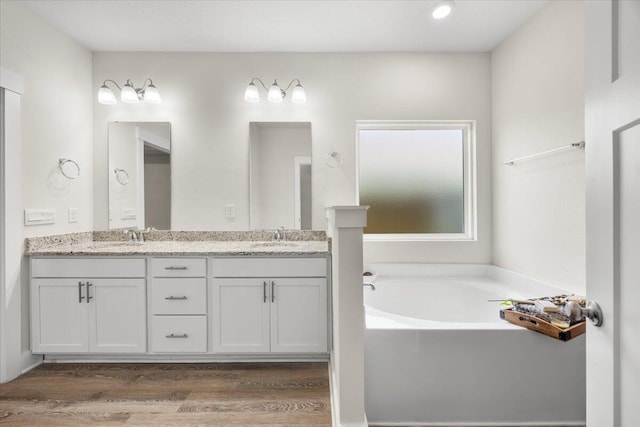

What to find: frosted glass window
left=358, top=126, right=471, bottom=237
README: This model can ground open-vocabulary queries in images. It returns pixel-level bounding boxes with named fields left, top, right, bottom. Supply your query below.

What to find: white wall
left=93, top=52, right=492, bottom=263
left=492, top=0, right=585, bottom=293
left=0, top=1, right=93, bottom=382
left=1, top=1, right=94, bottom=238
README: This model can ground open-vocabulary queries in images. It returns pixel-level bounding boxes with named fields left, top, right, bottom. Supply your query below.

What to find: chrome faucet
left=273, top=227, right=285, bottom=242
left=138, top=227, right=156, bottom=243
left=124, top=229, right=139, bottom=243
left=125, top=227, right=155, bottom=244
left=363, top=282, right=376, bottom=291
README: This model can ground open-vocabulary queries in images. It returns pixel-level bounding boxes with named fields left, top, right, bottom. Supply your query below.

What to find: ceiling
left=23, top=0, right=548, bottom=52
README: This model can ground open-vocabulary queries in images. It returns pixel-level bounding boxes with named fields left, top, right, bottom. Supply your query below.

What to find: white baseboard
left=369, top=422, right=585, bottom=427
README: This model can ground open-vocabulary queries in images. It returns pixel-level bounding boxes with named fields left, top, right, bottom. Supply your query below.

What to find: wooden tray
left=500, top=308, right=585, bottom=342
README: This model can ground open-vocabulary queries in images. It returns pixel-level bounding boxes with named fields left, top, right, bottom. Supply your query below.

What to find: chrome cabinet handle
left=165, top=266, right=188, bottom=270
left=86, top=282, right=93, bottom=303
left=166, top=333, right=188, bottom=338
left=271, top=280, right=275, bottom=302
left=263, top=281, right=267, bottom=303
left=165, top=296, right=188, bottom=300
left=78, top=282, right=85, bottom=303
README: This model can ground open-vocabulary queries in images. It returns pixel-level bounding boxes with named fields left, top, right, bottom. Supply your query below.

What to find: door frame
left=293, top=156, right=311, bottom=230
left=0, top=67, right=42, bottom=383
left=135, top=126, right=170, bottom=230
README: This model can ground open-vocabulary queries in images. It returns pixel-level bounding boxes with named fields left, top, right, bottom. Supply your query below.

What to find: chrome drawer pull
left=87, top=282, right=93, bottom=303
left=263, top=281, right=267, bottom=303
left=78, top=282, right=85, bottom=303
left=166, top=333, right=189, bottom=339
left=165, top=296, right=188, bottom=300
left=165, top=266, right=188, bottom=270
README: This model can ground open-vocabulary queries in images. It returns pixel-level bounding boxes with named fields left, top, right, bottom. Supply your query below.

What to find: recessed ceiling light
left=432, top=0, right=455, bottom=20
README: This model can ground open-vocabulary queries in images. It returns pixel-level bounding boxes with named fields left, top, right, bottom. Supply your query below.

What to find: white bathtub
left=364, top=264, right=586, bottom=426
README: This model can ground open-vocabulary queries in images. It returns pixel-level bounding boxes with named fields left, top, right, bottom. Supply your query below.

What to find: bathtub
left=364, top=264, right=586, bottom=426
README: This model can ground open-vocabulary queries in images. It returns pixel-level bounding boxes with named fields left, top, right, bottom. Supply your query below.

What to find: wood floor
left=0, top=362, right=331, bottom=426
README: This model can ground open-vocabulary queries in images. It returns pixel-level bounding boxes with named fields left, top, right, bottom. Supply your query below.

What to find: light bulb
left=244, top=82, right=260, bottom=103
left=291, top=83, right=307, bottom=104
left=121, top=80, right=139, bottom=103
left=143, top=83, right=161, bottom=104
left=97, top=84, right=117, bottom=105
left=267, top=81, right=283, bottom=103
left=432, top=0, right=454, bottom=19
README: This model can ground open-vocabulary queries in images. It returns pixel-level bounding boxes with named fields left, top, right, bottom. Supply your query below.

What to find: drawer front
left=211, top=257, right=327, bottom=278
left=151, top=316, right=207, bottom=353
left=31, top=258, right=146, bottom=278
left=152, top=278, right=207, bottom=315
left=151, top=258, right=206, bottom=277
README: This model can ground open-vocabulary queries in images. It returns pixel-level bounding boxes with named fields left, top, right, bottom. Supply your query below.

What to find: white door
left=270, top=278, right=327, bottom=353
left=585, top=1, right=640, bottom=426
left=211, top=278, right=270, bottom=352
left=89, top=279, right=146, bottom=353
left=31, top=279, right=89, bottom=353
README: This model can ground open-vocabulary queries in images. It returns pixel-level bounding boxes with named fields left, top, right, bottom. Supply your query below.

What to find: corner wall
left=0, top=1, right=94, bottom=237
left=491, top=0, right=585, bottom=293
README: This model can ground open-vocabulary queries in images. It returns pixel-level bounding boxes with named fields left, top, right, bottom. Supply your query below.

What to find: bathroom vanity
left=27, top=232, right=330, bottom=361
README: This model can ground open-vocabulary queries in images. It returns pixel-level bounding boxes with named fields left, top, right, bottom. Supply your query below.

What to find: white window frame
left=356, top=120, right=477, bottom=241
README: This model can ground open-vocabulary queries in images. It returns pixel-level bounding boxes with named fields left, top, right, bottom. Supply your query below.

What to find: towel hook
left=114, top=168, right=130, bottom=185
left=58, top=158, right=80, bottom=179
left=325, top=151, right=343, bottom=168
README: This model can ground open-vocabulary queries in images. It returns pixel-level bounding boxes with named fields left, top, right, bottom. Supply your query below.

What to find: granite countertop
left=25, top=230, right=330, bottom=256
left=27, top=240, right=329, bottom=256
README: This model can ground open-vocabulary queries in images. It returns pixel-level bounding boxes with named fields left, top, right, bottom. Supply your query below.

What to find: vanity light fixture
left=244, top=78, right=307, bottom=104
left=431, top=0, right=455, bottom=19
left=98, top=78, right=161, bottom=105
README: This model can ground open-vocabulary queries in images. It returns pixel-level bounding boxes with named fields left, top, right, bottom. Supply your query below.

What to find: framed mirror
left=249, top=122, right=312, bottom=230
left=108, top=122, right=171, bottom=230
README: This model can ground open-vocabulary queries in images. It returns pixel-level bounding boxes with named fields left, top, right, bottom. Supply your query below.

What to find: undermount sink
left=250, top=241, right=298, bottom=248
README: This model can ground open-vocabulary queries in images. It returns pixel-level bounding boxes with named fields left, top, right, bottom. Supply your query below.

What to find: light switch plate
left=24, top=208, right=56, bottom=226
left=68, top=208, right=78, bottom=223
left=225, top=204, right=237, bottom=219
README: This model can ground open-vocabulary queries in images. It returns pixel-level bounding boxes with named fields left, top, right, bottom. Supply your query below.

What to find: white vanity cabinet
left=30, top=258, right=147, bottom=353
left=211, top=257, right=328, bottom=354
left=150, top=258, right=207, bottom=353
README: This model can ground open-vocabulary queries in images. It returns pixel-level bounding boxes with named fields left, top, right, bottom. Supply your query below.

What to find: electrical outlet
left=68, top=208, right=79, bottom=223
left=225, top=204, right=237, bottom=219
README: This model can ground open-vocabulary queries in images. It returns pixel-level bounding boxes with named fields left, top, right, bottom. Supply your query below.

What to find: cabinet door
left=31, top=279, right=89, bottom=353
left=88, top=279, right=146, bottom=353
left=211, top=278, right=270, bottom=353
left=271, top=278, right=327, bottom=353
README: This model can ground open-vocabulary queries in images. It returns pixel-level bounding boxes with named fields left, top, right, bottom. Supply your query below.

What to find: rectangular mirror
left=250, top=122, right=312, bottom=230
left=108, top=122, right=171, bottom=230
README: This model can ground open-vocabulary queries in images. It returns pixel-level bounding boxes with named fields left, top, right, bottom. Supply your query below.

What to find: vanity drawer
left=151, top=258, right=206, bottom=277
left=151, top=315, right=207, bottom=353
left=152, top=278, right=207, bottom=315
left=211, top=257, right=327, bottom=278
left=31, top=258, right=146, bottom=278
